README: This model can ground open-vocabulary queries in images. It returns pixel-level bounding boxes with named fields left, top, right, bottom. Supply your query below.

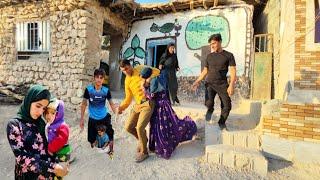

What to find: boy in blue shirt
left=93, top=125, right=110, bottom=149
left=80, top=69, right=117, bottom=153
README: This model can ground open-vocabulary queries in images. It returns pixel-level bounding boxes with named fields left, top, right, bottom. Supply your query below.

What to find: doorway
left=146, top=37, right=176, bottom=68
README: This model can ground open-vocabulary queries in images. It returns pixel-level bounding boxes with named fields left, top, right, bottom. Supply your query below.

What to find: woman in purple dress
left=140, top=67, right=197, bottom=159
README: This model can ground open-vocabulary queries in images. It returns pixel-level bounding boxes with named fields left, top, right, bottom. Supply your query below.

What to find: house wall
left=294, top=0, right=320, bottom=90
left=121, top=4, right=253, bottom=103
left=254, top=0, right=296, bottom=100
left=0, top=0, right=127, bottom=109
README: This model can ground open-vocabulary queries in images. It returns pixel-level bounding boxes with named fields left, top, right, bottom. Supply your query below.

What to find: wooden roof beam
left=203, top=0, right=208, bottom=10
left=214, top=0, right=219, bottom=7
left=190, top=0, right=194, bottom=10
left=169, top=2, right=176, bottom=13
left=158, top=6, right=167, bottom=14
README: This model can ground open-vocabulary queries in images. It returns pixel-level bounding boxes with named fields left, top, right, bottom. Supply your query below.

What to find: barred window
left=15, top=21, right=50, bottom=60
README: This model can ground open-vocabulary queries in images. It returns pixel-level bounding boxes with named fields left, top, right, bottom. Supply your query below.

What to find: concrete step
left=221, top=130, right=261, bottom=150
left=206, top=144, right=268, bottom=176
left=205, top=122, right=261, bottom=150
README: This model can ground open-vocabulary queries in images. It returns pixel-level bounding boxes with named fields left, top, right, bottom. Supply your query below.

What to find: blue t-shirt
left=96, top=133, right=109, bottom=148
left=84, top=85, right=111, bottom=120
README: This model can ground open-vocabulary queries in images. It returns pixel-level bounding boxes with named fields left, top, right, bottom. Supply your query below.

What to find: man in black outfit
left=192, top=34, right=237, bottom=130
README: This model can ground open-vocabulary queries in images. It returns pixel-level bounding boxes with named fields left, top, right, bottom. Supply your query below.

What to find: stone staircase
left=204, top=100, right=268, bottom=176
left=205, top=123, right=268, bottom=176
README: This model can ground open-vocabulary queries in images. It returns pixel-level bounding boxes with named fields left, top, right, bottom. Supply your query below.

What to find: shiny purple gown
left=147, top=91, right=197, bottom=159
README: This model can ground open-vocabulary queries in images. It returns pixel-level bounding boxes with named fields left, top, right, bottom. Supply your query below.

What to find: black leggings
left=87, top=114, right=114, bottom=144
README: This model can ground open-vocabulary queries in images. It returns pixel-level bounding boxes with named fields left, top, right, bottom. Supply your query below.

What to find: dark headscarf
left=140, top=67, right=153, bottom=79
left=17, top=84, right=51, bottom=133
left=165, top=43, right=175, bottom=59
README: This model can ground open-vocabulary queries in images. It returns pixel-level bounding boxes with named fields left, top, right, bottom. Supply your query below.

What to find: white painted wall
left=278, top=0, right=295, bottom=100
left=122, top=5, right=253, bottom=76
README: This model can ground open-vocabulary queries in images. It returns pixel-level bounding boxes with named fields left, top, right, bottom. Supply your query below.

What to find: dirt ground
left=1, top=100, right=320, bottom=180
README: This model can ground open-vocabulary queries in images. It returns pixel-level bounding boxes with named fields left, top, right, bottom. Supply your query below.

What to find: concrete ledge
left=206, top=144, right=268, bottom=176
left=262, top=135, right=320, bottom=163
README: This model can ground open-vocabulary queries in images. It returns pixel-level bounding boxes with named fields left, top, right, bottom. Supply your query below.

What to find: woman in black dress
left=159, top=43, right=180, bottom=105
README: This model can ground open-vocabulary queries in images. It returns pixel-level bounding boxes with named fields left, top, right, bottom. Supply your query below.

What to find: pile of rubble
left=0, top=82, right=30, bottom=105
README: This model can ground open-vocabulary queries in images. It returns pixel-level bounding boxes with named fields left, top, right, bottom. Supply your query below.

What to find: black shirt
left=204, top=50, right=236, bottom=84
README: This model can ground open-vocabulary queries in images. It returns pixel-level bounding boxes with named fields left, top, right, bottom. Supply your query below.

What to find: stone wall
left=0, top=0, right=127, bottom=110
left=177, top=76, right=251, bottom=105
left=262, top=103, right=320, bottom=143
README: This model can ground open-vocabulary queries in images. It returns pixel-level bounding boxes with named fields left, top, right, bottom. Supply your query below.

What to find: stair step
left=205, top=123, right=261, bottom=150
left=221, top=130, right=261, bottom=150
left=206, top=144, right=268, bottom=176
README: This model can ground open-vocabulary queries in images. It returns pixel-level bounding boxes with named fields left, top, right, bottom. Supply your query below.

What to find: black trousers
left=88, top=114, right=114, bottom=144
left=205, top=82, right=232, bottom=124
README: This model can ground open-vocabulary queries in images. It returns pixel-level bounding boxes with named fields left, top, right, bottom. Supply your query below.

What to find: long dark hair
left=165, top=43, right=175, bottom=58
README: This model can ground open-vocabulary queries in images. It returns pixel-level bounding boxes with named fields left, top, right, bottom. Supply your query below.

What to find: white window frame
left=16, top=21, right=50, bottom=53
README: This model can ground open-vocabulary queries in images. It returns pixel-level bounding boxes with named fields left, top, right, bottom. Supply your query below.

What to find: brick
left=263, top=125, right=273, bottom=130
left=296, top=112, right=314, bottom=117
left=305, top=117, right=320, bottom=121
left=313, top=128, right=320, bottom=132
left=296, top=126, right=313, bottom=131
left=263, top=122, right=272, bottom=127
left=304, top=138, right=320, bottom=143
left=279, top=121, right=288, bottom=125
left=280, top=118, right=296, bottom=122
left=252, top=155, right=268, bottom=176
left=313, top=136, right=320, bottom=140
left=288, top=136, right=304, bottom=141
left=222, top=151, right=235, bottom=168
left=271, top=130, right=280, bottom=134
left=288, top=122, right=304, bottom=127
left=289, top=115, right=305, bottom=120
left=289, top=108, right=304, bottom=113
left=207, top=152, right=222, bottom=164
left=288, top=129, right=303, bottom=134
left=280, top=124, right=296, bottom=129
left=279, top=128, right=287, bottom=132
left=235, top=154, right=250, bottom=168
left=305, top=110, right=316, bottom=114
left=272, top=123, right=280, bottom=127
left=304, top=131, right=320, bottom=136
left=300, top=106, right=314, bottom=110
left=288, top=112, right=298, bottom=116
left=264, top=119, right=279, bottom=124
left=302, top=134, right=313, bottom=138
left=280, top=108, right=289, bottom=112
left=279, top=131, right=295, bottom=136
left=282, top=104, right=297, bottom=108
left=279, top=134, right=288, bottom=138
left=305, top=123, right=316, bottom=128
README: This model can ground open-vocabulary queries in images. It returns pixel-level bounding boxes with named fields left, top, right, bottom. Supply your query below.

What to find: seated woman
left=140, top=67, right=197, bottom=159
